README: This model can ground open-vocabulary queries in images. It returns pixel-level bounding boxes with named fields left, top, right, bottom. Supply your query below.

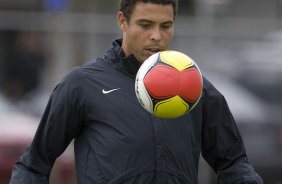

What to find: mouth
left=145, top=47, right=162, bottom=56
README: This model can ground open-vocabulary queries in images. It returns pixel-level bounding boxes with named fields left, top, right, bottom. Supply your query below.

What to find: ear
left=117, top=12, right=127, bottom=31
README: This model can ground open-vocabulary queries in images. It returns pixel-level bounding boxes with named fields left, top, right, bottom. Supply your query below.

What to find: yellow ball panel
left=160, top=51, right=194, bottom=71
left=154, top=95, right=190, bottom=118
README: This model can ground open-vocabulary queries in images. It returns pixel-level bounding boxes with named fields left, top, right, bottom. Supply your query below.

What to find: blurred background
left=0, top=0, right=282, bottom=183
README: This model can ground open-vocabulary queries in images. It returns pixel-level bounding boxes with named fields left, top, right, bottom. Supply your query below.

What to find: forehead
left=130, top=2, right=174, bottom=22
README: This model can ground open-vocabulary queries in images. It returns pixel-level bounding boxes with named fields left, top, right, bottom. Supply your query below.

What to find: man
left=10, top=0, right=263, bottom=183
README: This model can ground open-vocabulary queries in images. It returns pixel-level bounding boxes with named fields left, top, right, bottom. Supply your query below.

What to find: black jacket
left=10, top=39, right=263, bottom=184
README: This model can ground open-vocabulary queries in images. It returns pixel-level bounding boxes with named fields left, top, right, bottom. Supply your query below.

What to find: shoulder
left=202, top=76, right=223, bottom=98
left=62, top=56, right=111, bottom=83
left=200, top=76, right=229, bottom=109
left=52, top=65, right=92, bottom=97
left=59, top=66, right=87, bottom=87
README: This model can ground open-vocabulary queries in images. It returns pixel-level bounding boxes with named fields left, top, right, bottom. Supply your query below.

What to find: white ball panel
left=135, top=53, right=159, bottom=114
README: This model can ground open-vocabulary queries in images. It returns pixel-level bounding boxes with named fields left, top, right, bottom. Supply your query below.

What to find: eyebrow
left=136, top=19, right=153, bottom=24
left=136, top=19, right=174, bottom=25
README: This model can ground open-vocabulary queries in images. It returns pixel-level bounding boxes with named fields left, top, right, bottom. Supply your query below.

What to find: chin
left=144, top=53, right=152, bottom=60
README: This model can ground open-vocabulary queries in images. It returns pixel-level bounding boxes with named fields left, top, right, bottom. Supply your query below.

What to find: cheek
left=164, top=30, right=174, bottom=41
left=133, top=29, right=149, bottom=41
left=130, top=31, right=149, bottom=49
left=127, top=28, right=145, bottom=44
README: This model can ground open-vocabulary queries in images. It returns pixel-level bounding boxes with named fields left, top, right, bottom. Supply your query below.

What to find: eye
left=161, top=23, right=173, bottom=29
left=139, top=23, right=151, bottom=29
left=137, top=20, right=153, bottom=29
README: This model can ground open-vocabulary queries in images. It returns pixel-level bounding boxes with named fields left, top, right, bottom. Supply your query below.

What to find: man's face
left=118, top=2, right=175, bottom=63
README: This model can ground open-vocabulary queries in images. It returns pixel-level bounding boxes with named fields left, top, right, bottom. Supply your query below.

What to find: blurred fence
left=0, top=10, right=281, bottom=86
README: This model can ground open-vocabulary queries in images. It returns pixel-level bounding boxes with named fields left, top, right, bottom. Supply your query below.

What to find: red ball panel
left=144, top=64, right=178, bottom=99
left=144, top=64, right=202, bottom=103
left=179, top=68, right=203, bottom=103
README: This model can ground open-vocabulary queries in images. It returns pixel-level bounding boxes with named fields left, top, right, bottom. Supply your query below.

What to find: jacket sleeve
left=10, top=69, right=85, bottom=184
left=201, top=78, right=263, bottom=184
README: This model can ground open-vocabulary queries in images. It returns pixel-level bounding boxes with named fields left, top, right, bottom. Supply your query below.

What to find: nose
left=150, top=27, right=162, bottom=42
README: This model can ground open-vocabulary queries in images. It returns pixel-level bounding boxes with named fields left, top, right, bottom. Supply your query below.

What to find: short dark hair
left=119, top=0, right=179, bottom=22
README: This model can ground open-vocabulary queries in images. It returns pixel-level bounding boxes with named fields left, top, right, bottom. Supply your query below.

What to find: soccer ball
left=135, top=50, right=203, bottom=118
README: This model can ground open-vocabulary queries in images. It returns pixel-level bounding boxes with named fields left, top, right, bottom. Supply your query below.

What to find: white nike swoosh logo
left=102, top=88, right=121, bottom=94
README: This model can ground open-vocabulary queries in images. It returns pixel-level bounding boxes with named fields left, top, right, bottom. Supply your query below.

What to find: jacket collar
left=112, top=39, right=141, bottom=77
